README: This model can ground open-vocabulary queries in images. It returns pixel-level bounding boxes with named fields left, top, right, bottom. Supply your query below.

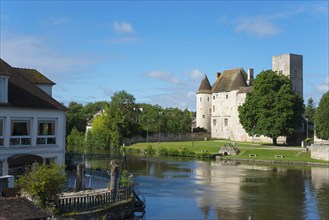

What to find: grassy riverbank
left=123, top=140, right=329, bottom=164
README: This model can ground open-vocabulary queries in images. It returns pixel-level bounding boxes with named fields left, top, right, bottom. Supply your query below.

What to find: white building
left=196, top=54, right=303, bottom=143
left=0, top=59, right=67, bottom=180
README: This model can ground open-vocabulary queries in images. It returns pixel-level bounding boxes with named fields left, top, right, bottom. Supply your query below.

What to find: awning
left=7, top=154, right=43, bottom=167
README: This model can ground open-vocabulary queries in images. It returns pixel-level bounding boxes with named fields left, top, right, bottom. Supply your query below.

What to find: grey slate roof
left=0, top=58, right=67, bottom=110
left=211, top=68, right=248, bottom=93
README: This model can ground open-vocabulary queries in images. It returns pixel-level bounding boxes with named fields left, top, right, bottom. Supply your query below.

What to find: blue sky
left=1, top=1, right=328, bottom=110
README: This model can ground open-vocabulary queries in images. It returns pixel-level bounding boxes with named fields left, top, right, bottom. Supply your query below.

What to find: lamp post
left=306, top=118, right=309, bottom=139
left=158, top=111, right=162, bottom=144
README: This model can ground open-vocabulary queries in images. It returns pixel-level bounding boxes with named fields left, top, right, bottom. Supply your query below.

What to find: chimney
left=216, top=72, right=221, bottom=79
left=247, top=68, right=254, bottom=86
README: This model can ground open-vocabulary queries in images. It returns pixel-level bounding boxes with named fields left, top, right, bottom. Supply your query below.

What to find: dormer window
left=0, top=76, right=8, bottom=103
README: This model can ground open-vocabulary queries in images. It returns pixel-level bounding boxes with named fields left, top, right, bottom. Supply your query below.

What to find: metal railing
left=56, top=187, right=132, bottom=213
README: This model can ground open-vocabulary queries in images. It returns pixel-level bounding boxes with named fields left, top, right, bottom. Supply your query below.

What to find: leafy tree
left=138, top=104, right=163, bottom=134
left=238, top=70, right=304, bottom=145
left=314, top=92, right=329, bottom=139
left=82, top=101, right=108, bottom=121
left=17, top=163, right=66, bottom=208
left=66, top=127, right=85, bottom=151
left=66, top=101, right=86, bottom=135
left=91, top=113, right=110, bottom=150
left=105, top=90, right=137, bottom=147
left=304, top=97, right=316, bottom=123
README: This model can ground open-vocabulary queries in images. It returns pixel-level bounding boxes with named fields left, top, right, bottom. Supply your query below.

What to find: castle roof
left=197, top=75, right=212, bottom=94
left=211, top=68, right=248, bottom=93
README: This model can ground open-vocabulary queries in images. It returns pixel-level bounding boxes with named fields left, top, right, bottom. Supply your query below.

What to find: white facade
left=196, top=54, right=301, bottom=143
left=0, top=108, right=66, bottom=176
left=196, top=93, right=212, bottom=132
left=0, top=59, right=66, bottom=178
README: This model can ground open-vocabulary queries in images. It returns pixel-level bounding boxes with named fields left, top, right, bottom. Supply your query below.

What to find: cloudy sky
left=1, top=1, right=328, bottom=110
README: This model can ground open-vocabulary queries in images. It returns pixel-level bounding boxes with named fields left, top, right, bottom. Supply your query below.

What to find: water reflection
left=75, top=153, right=329, bottom=220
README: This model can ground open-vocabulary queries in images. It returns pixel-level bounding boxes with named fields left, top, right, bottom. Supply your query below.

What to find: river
left=69, top=153, right=329, bottom=220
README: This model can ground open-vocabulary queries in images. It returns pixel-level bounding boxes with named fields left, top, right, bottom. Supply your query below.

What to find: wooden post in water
left=109, top=160, right=119, bottom=199
left=75, top=164, right=84, bottom=191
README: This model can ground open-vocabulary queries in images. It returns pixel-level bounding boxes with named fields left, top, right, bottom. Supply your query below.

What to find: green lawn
left=124, top=140, right=328, bottom=164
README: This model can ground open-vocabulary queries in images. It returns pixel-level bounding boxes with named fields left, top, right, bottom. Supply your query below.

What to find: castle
left=196, top=53, right=303, bottom=142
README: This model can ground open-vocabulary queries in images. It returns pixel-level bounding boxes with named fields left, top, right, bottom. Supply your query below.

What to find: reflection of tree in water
left=240, top=167, right=306, bottom=220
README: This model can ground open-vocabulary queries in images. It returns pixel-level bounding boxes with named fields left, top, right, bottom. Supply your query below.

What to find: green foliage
left=66, top=92, right=194, bottom=150
left=66, top=127, right=85, bottom=151
left=91, top=114, right=110, bottom=150
left=314, top=92, right=329, bottom=139
left=120, top=169, right=129, bottom=187
left=304, top=97, right=316, bottom=123
left=66, top=101, right=108, bottom=137
left=105, top=90, right=137, bottom=147
left=238, top=70, right=304, bottom=145
left=146, top=145, right=155, bottom=155
left=17, top=163, right=66, bottom=208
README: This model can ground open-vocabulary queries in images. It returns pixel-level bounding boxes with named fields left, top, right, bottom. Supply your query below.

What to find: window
left=200, top=97, right=202, bottom=102
left=207, top=97, right=210, bottom=102
left=10, top=120, right=31, bottom=146
left=213, top=96, right=215, bottom=100
left=213, top=119, right=217, bottom=126
left=202, top=115, right=205, bottom=119
left=226, top=94, right=228, bottom=99
left=37, top=120, right=56, bottom=145
left=224, top=118, right=228, bottom=126
left=213, top=105, right=215, bottom=112
left=0, top=119, right=3, bottom=146
left=0, top=78, right=4, bottom=102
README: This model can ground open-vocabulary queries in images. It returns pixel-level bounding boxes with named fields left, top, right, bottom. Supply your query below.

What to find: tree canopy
left=238, top=70, right=304, bottom=145
left=66, top=90, right=194, bottom=150
left=314, top=91, right=329, bottom=140
left=304, top=97, right=316, bottom=123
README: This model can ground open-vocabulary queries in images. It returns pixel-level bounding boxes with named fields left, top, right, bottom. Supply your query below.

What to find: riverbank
left=123, top=140, right=329, bottom=165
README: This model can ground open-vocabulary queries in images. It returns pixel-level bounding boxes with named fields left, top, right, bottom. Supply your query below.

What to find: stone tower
left=272, top=53, right=303, bottom=98
left=196, top=75, right=212, bottom=132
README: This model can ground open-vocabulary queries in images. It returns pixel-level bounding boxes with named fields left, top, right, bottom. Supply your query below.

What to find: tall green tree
left=105, top=90, right=137, bottom=147
left=304, top=97, right=316, bottom=123
left=66, top=127, right=86, bottom=151
left=66, top=101, right=86, bottom=135
left=17, top=163, right=66, bottom=208
left=138, top=104, right=163, bottom=135
left=91, top=113, right=110, bottom=150
left=314, top=91, right=329, bottom=139
left=238, top=70, right=304, bottom=145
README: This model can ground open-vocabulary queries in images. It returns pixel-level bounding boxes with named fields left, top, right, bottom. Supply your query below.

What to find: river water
left=72, top=153, right=329, bottom=220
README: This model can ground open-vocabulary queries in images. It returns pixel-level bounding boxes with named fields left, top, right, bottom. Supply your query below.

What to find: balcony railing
left=10, top=137, right=31, bottom=146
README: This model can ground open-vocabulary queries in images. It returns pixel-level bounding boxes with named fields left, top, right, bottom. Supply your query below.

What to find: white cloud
left=235, top=16, right=280, bottom=37
left=317, top=76, right=329, bottom=93
left=187, top=69, right=204, bottom=81
left=146, top=71, right=181, bottom=84
left=112, top=21, right=134, bottom=34
left=0, top=34, right=97, bottom=82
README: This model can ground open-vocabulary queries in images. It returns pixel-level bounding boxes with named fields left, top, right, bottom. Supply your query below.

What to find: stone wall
left=310, top=143, right=329, bottom=161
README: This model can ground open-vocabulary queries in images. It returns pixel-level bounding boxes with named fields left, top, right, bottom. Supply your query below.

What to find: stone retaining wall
left=310, top=144, right=329, bottom=161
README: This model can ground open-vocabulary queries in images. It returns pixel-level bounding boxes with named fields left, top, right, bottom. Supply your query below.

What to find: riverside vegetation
left=124, top=140, right=329, bottom=164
